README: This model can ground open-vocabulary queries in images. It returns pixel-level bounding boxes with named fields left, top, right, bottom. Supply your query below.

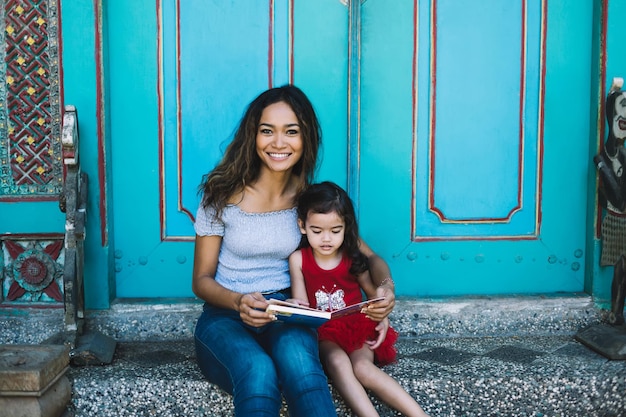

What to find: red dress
left=300, top=247, right=398, bottom=366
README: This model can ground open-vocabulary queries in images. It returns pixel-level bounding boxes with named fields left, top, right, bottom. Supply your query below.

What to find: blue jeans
left=194, top=299, right=337, bottom=417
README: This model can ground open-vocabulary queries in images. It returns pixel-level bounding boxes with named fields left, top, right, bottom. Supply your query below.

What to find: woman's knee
left=272, top=328, right=328, bottom=388
left=235, top=354, right=278, bottom=389
left=271, top=326, right=321, bottom=370
left=194, top=314, right=280, bottom=394
left=280, top=349, right=327, bottom=386
left=232, top=359, right=282, bottom=416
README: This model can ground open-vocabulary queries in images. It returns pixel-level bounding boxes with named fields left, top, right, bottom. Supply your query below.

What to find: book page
left=330, top=297, right=385, bottom=319
left=266, top=298, right=319, bottom=311
left=266, top=296, right=386, bottom=326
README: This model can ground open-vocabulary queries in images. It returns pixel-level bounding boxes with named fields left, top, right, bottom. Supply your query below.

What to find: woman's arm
left=287, top=250, right=310, bottom=306
left=358, top=239, right=396, bottom=320
left=356, top=269, right=378, bottom=299
left=192, top=234, right=273, bottom=327
left=191, top=235, right=236, bottom=309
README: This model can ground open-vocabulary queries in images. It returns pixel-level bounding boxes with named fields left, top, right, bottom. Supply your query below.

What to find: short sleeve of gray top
left=194, top=203, right=301, bottom=294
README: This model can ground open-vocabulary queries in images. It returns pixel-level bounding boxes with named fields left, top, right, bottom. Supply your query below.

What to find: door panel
left=424, top=1, right=541, bottom=237
left=109, top=0, right=349, bottom=298
left=162, top=0, right=271, bottom=240
left=359, top=0, right=591, bottom=295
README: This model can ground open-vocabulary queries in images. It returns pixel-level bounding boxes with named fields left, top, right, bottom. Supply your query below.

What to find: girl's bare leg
left=349, top=346, right=430, bottom=417
left=319, top=340, right=379, bottom=417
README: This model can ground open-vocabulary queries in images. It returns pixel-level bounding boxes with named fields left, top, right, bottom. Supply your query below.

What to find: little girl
left=288, top=181, right=430, bottom=417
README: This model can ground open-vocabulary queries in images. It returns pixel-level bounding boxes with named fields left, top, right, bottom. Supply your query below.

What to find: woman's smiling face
left=256, top=101, right=303, bottom=174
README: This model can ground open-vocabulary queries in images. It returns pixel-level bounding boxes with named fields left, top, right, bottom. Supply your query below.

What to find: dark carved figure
left=594, top=77, right=626, bottom=325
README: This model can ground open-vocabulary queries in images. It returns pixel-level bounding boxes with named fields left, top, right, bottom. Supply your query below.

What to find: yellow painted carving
left=37, top=118, right=45, bottom=126
left=36, top=166, right=45, bottom=175
left=6, top=76, right=14, bottom=84
left=15, top=5, right=24, bottom=14
left=27, top=136, right=35, bottom=145
left=37, top=17, right=45, bottom=26
left=17, top=56, right=25, bottom=65
left=27, top=37, right=35, bottom=46
left=48, top=149, right=54, bottom=156
left=16, top=155, right=24, bottom=163
left=27, top=87, right=36, bottom=95
left=6, top=26, right=14, bottom=35
left=37, top=67, right=46, bottom=76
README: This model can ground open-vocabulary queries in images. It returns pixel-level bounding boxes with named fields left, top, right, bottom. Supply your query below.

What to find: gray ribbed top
left=194, top=203, right=301, bottom=294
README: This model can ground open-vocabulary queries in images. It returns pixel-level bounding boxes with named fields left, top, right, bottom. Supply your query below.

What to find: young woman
left=192, top=85, right=395, bottom=416
left=289, top=181, right=430, bottom=417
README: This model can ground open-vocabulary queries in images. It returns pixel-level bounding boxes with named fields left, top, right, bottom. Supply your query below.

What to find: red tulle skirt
left=317, top=313, right=398, bottom=366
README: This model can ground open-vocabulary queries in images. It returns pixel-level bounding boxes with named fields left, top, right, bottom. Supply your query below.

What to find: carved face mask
left=612, top=92, right=626, bottom=141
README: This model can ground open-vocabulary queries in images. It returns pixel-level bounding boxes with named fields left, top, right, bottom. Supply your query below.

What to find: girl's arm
left=192, top=234, right=273, bottom=327
left=358, top=239, right=396, bottom=320
left=288, top=250, right=310, bottom=306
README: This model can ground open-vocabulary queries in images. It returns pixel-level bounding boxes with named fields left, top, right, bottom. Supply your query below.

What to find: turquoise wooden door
left=359, top=0, right=592, bottom=295
left=106, top=0, right=593, bottom=299
left=108, top=0, right=350, bottom=297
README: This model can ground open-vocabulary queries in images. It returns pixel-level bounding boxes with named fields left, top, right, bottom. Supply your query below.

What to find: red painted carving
left=7, top=283, right=26, bottom=300
left=3, top=239, right=63, bottom=302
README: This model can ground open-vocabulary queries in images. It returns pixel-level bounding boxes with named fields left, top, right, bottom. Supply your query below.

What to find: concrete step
left=2, top=294, right=625, bottom=416
left=64, top=335, right=625, bottom=417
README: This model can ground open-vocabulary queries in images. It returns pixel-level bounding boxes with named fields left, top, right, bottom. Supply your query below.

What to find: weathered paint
left=59, top=0, right=114, bottom=308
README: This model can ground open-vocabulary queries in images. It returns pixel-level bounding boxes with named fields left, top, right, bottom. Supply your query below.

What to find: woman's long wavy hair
left=296, top=181, right=369, bottom=275
left=199, top=85, right=321, bottom=216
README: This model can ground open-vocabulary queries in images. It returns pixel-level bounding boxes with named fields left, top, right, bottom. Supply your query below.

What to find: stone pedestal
left=575, top=323, right=626, bottom=360
left=0, top=345, right=71, bottom=417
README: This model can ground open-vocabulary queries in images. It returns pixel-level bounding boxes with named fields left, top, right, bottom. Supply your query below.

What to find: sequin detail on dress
left=315, top=285, right=346, bottom=311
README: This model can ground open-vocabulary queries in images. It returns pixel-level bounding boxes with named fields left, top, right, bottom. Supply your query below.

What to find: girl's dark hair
left=199, top=85, right=321, bottom=215
left=297, top=181, right=369, bottom=275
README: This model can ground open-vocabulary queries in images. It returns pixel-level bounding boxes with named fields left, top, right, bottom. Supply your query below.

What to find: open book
left=266, top=297, right=385, bottom=327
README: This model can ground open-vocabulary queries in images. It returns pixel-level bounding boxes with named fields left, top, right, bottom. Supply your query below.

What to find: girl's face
left=299, top=210, right=345, bottom=258
left=256, top=101, right=303, bottom=174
